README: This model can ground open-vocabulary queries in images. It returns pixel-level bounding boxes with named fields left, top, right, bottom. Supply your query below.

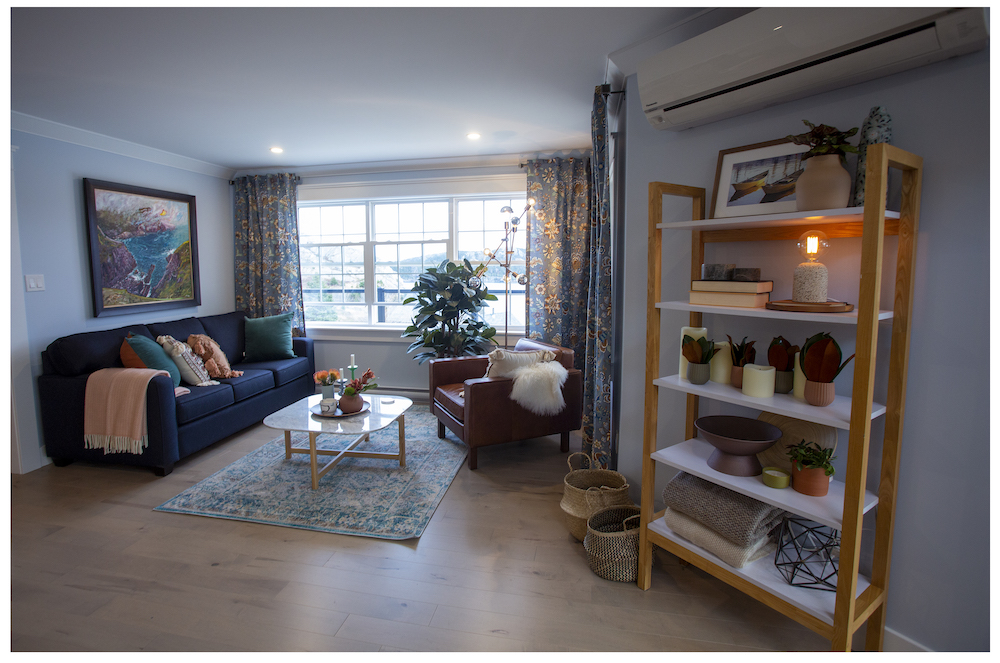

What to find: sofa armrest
left=293, top=337, right=315, bottom=374
left=462, top=376, right=515, bottom=446
left=429, top=355, right=489, bottom=406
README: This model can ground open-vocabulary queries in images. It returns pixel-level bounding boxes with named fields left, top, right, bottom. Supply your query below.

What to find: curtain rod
left=229, top=175, right=302, bottom=185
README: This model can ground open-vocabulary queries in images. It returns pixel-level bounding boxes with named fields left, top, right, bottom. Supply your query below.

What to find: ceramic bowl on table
left=695, top=415, right=782, bottom=477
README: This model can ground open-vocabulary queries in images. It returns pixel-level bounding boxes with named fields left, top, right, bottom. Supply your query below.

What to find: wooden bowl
left=695, top=415, right=782, bottom=477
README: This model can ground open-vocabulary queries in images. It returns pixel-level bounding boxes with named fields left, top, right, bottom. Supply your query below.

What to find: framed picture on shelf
left=710, top=138, right=810, bottom=219
left=84, top=179, right=201, bottom=318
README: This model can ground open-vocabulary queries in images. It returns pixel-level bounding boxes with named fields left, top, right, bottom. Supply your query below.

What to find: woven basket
left=560, top=452, right=632, bottom=542
left=583, top=505, right=642, bottom=582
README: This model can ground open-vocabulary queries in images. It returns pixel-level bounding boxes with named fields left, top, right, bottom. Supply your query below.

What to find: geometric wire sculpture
left=774, top=516, right=841, bottom=592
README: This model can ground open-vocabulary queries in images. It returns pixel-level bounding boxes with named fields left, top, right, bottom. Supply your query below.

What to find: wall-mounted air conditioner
left=638, top=7, right=988, bottom=131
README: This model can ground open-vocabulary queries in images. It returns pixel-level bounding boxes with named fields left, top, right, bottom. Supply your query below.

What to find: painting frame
left=84, top=179, right=201, bottom=318
left=709, top=138, right=810, bottom=219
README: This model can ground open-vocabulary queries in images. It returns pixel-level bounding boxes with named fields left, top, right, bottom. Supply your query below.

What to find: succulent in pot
left=786, top=439, right=837, bottom=496
left=786, top=120, right=859, bottom=161
left=681, top=335, right=717, bottom=385
left=726, top=335, right=756, bottom=389
left=799, top=332, right=855, bottom=406
left=767, top=336, right=799, bottom=394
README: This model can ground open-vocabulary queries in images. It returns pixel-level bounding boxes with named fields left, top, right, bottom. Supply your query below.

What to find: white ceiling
left=11, top=6, right=706, bottom=172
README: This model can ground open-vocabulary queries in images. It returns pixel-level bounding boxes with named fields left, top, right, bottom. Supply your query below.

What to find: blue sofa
left=37, top=311, right=315, bottom=476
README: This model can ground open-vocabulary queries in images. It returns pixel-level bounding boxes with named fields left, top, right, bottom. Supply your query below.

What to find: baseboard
left=884, top=626, right=932, bottom=652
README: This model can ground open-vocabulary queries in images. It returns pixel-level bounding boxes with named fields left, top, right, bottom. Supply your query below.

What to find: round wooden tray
left=310, top=402, right=369, bottom=418
left=755, top=411, right=837, bottom=474
left=765, top=299, right=854, bottom=313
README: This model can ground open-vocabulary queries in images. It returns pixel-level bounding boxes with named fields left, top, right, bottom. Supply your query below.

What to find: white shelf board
left=653, top=374, right=887, bottom=430
left=651, top=438, right=878, bottom=530
left=657, top=300, right=893, bottom=325
left=648, top=516, right=870, bottom=627
left=657, top=207, right=900, bottom=232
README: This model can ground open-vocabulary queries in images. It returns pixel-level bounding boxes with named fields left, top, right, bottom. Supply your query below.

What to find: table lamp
left=792, top=230, right=830, bottom=303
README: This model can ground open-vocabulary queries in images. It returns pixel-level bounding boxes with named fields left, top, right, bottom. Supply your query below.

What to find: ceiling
left=11, top=6, right=706, bottom=172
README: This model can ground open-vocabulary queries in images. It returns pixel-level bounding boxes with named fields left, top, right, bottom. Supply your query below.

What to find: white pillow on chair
left=484, top=348, right=556, bottom=378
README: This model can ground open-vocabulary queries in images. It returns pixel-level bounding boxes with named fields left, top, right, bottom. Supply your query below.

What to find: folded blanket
left=664, top=508, right=776, bottom=569
left=663, top=471, right=788, bottom=547
left=84, top=368, right=168, bottom=455
left=508, top=361, right=568, bottom=415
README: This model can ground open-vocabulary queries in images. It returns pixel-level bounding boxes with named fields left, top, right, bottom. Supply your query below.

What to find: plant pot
left=320, top=384, right=336, bottom=399
left=774, top=370, right=794, bottom=394
left=338, top=393, right=365, bottom=414
left=804, top=380, right=835, bottom=407
left=795, top=155, right=852, bottom=211
left=791, top=464, right=831, bottom=497
left=687, top=362, right=711, bottom=385
left=731, top=366, right=744, bottom=390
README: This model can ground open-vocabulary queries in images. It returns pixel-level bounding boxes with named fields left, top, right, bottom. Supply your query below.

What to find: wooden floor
left=11, top=423, right=834, bottom=652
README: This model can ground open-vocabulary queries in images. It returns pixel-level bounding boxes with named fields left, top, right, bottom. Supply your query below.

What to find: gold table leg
left=309, top=432, right=319, bottom=490
left=284, top=430, right=292, bottom=460
left=398, top=415, right=406, bottom=467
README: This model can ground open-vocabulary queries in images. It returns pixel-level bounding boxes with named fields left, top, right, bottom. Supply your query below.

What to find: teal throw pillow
left=123, top=333, right=181, bottom=387
left=244, top=312, right=296, bottom=362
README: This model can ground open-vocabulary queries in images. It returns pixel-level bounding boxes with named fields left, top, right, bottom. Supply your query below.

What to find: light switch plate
left=25, top=274, right=45, bottom=291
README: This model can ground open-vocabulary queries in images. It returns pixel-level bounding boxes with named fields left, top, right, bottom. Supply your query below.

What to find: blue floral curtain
left=233, top=173, right=306, bottom=335
left=526, top=90, right=614, bottom=467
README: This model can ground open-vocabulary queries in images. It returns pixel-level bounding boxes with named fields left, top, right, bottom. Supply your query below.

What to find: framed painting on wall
left=84, top=179, right=201, bottom=317
left=710, top=139, right=810, bottom=219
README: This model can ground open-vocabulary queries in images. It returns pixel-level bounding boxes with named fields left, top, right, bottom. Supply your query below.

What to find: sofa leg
left=50, top=457, right=74, bottom=468
left=153, top=464, right=174, bottom=477
left=467, top=447, right=478, bottom=471
left=437, top=420, right=445, bottom=439
left=560, top=431, right=570, bottom=453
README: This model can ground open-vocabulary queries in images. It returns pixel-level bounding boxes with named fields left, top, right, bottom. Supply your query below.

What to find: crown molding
left=10, top=112, right=234, bottom=180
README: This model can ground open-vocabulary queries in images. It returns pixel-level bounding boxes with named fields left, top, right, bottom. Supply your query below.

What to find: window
left=298, top=194, right=527, bottom=328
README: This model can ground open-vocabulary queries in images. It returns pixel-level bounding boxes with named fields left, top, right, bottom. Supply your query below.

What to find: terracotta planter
left=687, top=362, right=711, bottom=385
left=791, top=464, right=831, bottom=497
left=773, top=370, right=794, bottom=394
left=795, top=155, right=852, bottom=211
left=804, top=380, right=835, bottom=407
left=731, top=366, right=744, bottom=389
left=338, top=393, right=365, bottom=414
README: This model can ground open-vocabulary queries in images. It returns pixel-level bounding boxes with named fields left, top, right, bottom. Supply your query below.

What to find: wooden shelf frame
left=637, top=145, right=922, bottom=651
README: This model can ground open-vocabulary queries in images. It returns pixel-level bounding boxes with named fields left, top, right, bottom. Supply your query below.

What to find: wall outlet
left=25, top=274, right=45, bottom=292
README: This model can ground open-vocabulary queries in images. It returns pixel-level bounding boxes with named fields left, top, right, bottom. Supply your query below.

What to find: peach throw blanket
left=84, top=368, right=168, bottom=455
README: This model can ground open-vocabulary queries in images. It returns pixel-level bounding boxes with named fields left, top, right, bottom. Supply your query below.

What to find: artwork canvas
left=84, top=179, right=201, bottom=317
left=710, top=139, right=810, bottom=218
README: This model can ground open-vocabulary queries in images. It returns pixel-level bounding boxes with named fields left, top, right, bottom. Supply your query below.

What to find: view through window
left=298, top=195, right=527, bottom=328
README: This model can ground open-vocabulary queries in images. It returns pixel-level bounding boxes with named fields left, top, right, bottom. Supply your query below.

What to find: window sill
left=305, top=323, right=526, bottom=345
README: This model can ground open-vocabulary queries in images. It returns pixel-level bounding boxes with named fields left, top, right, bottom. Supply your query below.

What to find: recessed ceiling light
left=270, top=147, right=284, bottom=154
left=467, top=133, right=481, bottom=140
left=773, top=25, right=783, bottom=31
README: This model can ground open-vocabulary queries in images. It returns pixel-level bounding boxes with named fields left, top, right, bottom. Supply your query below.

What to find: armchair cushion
left=485, top=348, right=556, bottom=377
left=434, top=383, right=467, bottom=422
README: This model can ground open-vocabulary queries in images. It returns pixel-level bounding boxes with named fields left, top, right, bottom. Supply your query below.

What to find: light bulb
left=500, top=206, right=514, bottom=214
left=517, top=274, right=528, bottom=286
left=797, top=230, right=829, bottom=262
left=468, top=276, right=482, bottom=289
left=527, top=198, right=536, bottom=206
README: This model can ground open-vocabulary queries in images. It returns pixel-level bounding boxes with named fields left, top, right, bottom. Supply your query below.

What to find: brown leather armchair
left=429, top=339, right=583, bottom=470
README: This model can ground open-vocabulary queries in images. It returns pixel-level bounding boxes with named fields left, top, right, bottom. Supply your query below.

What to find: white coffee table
left=263, top=393, right=412, bottom=489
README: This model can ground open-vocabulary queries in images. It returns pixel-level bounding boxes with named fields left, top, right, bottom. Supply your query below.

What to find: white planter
left=795, top=155, right=852, bottom=211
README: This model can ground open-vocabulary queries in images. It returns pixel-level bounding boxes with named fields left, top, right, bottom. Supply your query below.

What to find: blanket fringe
left=84, top=434, right=149, bottom=455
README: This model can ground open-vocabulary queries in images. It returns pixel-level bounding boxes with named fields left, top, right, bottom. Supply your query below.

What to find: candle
left=792, top=351, right=806, bottom=400
left=679, top=326, right=707, bottom=381
left=709, top=341, right=732, bottom=384
left=350, top=354, right=355, bottom=366
left=762, top=467, right=791, bottom=489
left=742, top=364, right=776, bottom=398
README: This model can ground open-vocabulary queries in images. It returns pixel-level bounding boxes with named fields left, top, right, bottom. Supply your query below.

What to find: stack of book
left=689, top=280, right=773, bottom=308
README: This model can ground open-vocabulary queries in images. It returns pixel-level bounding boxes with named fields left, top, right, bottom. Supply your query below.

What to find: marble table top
left=263, top=394, right=413, bottom=436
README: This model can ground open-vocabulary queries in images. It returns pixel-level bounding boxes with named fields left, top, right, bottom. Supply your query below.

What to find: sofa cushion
left=219, top=369, right=275, bottom=402
left=174, top=384, right=235, bottom=425
left=236, top=356, right=311, bottom=387
left=199, top=311, right=248, bottom=364
left=244, top=312, right=295, bottom=362
left=121, top=334, right=181, bottom=387
left=434, top=383, right=466, bottom=423
left=146, top=317, right=207, bottom=344
left=44, top=324, right=153, bottom=377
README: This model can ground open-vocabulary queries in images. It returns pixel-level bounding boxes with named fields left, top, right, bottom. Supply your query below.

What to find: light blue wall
left=618, top=49, right=989, bottom=651
left=10, top=130, right=234, bottom=471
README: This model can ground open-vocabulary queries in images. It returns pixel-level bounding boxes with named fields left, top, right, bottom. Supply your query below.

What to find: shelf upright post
left=638, top=182, right=705, bottom=590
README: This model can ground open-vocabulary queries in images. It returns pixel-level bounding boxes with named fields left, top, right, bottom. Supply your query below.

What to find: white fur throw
left=508, top=361, right=569, bottom=415
left=486, top=348, right=556, bottom=378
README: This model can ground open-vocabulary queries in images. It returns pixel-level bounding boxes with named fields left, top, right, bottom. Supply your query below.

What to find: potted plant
left=314, top=369, right=341, bottom=400
left=402, top=259, right=498, bottom=364
left=800, top=332, right=856, bottom=407
left=726, top=335, right=756, bottom=389
left=767, top=336, right=799, bottom=394
left=786, top=439, right=837, bottom=496
left=338, top=368, right=378, bottom=414
left=681, top=335, right=718, bottom=385
left=786, top=119, right=859, bottom=211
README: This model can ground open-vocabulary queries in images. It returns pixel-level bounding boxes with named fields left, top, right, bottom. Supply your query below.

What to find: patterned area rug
left=155, top=404, right=467, bottom=539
